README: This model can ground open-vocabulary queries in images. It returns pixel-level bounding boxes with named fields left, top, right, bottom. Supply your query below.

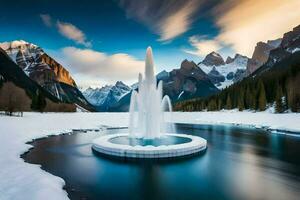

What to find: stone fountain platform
left=92, top=133, right=207, bottom=159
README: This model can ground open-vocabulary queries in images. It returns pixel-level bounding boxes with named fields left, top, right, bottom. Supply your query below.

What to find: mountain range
left=83, top=81, right=131, bottom=111
left=1, top=24, right=299, bottom=112
left=83, top=59, right=220, bottom=111
left=175, top=24, right=300, bottom=112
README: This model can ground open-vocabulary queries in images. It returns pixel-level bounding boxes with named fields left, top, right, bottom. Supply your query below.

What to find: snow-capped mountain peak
left=0, top=40, right=36, bottom=50
left=0, top=40, right=43, bottom=69
left=198, top=53, right=249, bottom=89
left=83, top=81, right=132, bottom=108
left=199, top=51, right=225, bottom=66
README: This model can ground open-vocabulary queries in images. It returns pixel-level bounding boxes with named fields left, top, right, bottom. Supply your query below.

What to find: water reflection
left=22, top=124, right=300, bottom=200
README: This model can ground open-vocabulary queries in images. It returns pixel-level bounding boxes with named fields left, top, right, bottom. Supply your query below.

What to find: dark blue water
left=109, top=135, right=191, bottom=146
left=22, top=124, right=300, bottom=200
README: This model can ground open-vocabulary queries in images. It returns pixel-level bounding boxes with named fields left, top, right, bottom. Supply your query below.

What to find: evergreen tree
left=208, top=99, right=217, bottom=111
left=226, top=94, right=232, bottom=110
left=250, top=90, right=257, bottom=110
left=31, top=93, right=38, bottom=110
left=238, top=88, right=245, bottom=111
left=38, top=91, right=46, bottom=112
left=217, top=98, right=222, bottom=110
left=258, top=80, right=267, bottom=111
left=245, top=85, right=252, bottom=109
left=31, top=89, right=46, bottom=112
left=275, top=83, right=284, bottom=113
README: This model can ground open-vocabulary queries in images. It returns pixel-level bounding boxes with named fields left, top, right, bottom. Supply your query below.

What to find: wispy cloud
left=40, top=14, right=91, bottom=47
left=119, top=0, right=201, bottom=42
left=183, top=35, right=222, bottom=56
left=60, top=47, right=144, bottom=84
left=157, top=0, right=200, bottom=41
left=214, top=0, right=300, bottom=56
left=57, top=21, right=91, bottom=47
left=40, top=14, right=52, bottom=27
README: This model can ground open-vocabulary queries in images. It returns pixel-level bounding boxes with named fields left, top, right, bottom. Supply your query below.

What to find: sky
left=1, top=0, right=300, bottom=88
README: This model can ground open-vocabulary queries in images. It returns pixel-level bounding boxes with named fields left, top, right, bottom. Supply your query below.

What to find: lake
left=22, top=124, right=300, bottom=200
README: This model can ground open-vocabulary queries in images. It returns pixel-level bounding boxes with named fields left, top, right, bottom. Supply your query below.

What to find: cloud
left=57, top=21, right=91, bottom=47
left=214, top=0, right=300, bottom=56
left=119, top=0, right=201, bottom=42
left=40, top=14, right=91, bottom=47
left=157, top=1, right=200, bottom=41
left=40, top=14, right=52, bottom=27
left=183, top=35, right=222, bottom=56
left=61, top=47, right=144, bottom=84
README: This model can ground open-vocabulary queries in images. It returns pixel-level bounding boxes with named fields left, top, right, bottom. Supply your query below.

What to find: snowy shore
left=173, top=110, right=300, bottom=134
left=0, top=111, right=299, bottom=200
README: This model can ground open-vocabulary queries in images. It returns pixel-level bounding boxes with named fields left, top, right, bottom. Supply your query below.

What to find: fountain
left=92, top=47, right=206, bottom=159
left=129, top=47, right=173, bottom=139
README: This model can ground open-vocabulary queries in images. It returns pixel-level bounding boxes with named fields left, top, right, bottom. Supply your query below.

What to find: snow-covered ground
left=173, top=110, right=300, bottom=133
left=0, top=111, right=300, bottom=200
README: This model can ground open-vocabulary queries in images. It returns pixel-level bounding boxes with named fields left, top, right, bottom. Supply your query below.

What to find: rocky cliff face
left=281, top=25, right=300, bottom=49
left=0, top=40, right=76, bottom=88
left=164, top=60, right=218, bottom=101
left=246, top=38, right=282, bottom=75
left=0, top=40, right=94, bottom=111
left=38, top=54, right=76, bottom=86
left=253, top=24, right=300, bottom=76
left=199, top=51, right=225, bottom=66
left=225, top=56, right=234, bottom=64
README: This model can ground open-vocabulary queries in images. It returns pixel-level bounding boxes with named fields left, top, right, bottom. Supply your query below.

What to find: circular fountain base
left=92, top=133, right=207, bottom=159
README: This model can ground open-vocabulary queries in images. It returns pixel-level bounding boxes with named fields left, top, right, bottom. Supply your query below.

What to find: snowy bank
left=171, top=110, right=300, bottom=134
left=0, top=112, right=129, bottom=200
left=0, top=111, right=300, bottom=200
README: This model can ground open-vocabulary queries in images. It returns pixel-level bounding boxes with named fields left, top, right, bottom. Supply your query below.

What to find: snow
left=211, top=52, right=222, bottom=58
left=0, top=112, right=128, bottom=200
left=292, top=48, right=300, bottom=53
left=83, top=82, right=131, bottom=106
left=0, top=40, right=43, bottom=67
left=198, top=55, right=248, bottom=89
left=0, top=111, right=300, bottom=199
left=177, top=91, right=184, bottom=99
left=171, top=110, right=300, bottom=133
left=0, top=40, right=29, bottom=50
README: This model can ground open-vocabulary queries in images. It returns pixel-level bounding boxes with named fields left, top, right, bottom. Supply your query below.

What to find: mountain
left=0, top=40, right=94, bottom=111
left=253, top=25, right=300, bottom=76
left=164, top=59, right=219, bottom=101
left=156, top=70, right=169, bottom=81
left=0, top=47, right=76, bottom=112
left=83, top=81, right=131, bottom=111
left=108, top=59, right=219, bottom=112
left=199, top=53, right=249, bottom=89
left=246, top=38, right=282, bottom=75
left=198, top=51, right=225, bottom=66
left=225, top=56, right=234, bottom=64
left=174, top=25, right=300, bottom=113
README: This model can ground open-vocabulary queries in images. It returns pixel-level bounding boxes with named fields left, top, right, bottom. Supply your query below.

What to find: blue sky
left=1, top=0, right=299, bottom=87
